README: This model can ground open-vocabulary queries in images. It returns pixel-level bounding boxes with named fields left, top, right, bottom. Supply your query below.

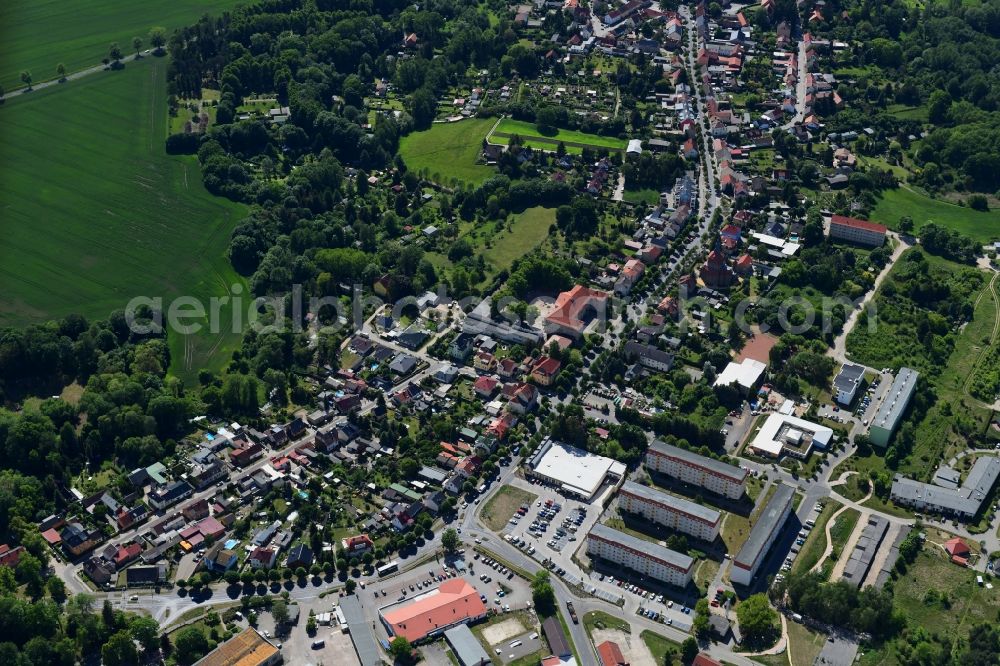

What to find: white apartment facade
left=588, top=523, right=694, bottom=587
left=646, top=440, right=748, bottom=499
left=618, top=481, right=721, bottom=541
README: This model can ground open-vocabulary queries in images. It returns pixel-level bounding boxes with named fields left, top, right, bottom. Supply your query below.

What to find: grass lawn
left=482, top=207, right=555, bottom=273
left=893, top=548, right=1000, bottom=636
left=582, top=610, right=630, bottom=637
left=494, top=118, right=628, bottom=151
left=640, top=630, right=684, bottom=665
left=791, top=500, right=841, bottom=574
left=480, top=485, right=538, bottom=532
left=722, top=484, right=777, bottom=558
left=398, top=119, right=495, bottom=186
left=821, top=507, right=860, bottom=576
left=870, top=187, right=1000, bottom=242
left=786, top=620, right=828, bottom=666
left=0, top=58, right=247, bottom=382
left=1, top=0, right=247, bottom=90
left=622, top=188, right=661, bottom=205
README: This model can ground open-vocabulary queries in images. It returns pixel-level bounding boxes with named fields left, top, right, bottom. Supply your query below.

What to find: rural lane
left=4, top=52, right=149, bottom=100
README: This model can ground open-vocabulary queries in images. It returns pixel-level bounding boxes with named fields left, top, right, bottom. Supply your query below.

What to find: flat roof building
left=869, top=368, right=918, bottom=447
left=714, top=358, right=766, bottom=394
left=380, top=578, right=488, bottom=643
left=841, top=515, right=889, bottom=588
left=646, top=440, right=748, bottom=500
left=445, top=624, right=492, bottom=666
left=731, top=484, right=794, bottom=587
left=529, top=438, right=626, bottom=500
left=618, top=481, right=722, bottom=542
left=748, top=413, right=833, bottom=459
left=833, top=363, right=865, bottom=405
left=891, top=455, right=1000, bottom=521
left=588, top=523, right=694, bottom=587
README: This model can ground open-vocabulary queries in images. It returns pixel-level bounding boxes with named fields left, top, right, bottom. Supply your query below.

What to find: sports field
left=870, top=187, right=1000, bottom=242
left=0, top=58, right=247, bottom=380
left=1, top=0, right=246, bottom=90
left=398, top=119, right=495, bottom=186
left=493, top=118, right=628, bottom=151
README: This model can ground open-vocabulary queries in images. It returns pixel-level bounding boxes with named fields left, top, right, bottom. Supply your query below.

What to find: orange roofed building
left=380, top=578, right=488, bottom=642
left=597, top=640, right=629, bottom=665
left=544, top=285, right=609, bottom=339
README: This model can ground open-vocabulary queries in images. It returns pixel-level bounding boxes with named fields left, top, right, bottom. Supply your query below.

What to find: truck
left=566, top=601, right=579, bottom=624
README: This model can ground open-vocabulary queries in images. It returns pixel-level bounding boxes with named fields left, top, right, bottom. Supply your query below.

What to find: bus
left=377, top=560, right=399, bottom=577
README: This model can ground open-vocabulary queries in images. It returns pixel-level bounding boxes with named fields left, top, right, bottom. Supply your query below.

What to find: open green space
left=622, top=188, right=662, bottom=205
left=893, top=548, right=1000, bottom=636
left=786, top=620, right=828, bottom=666
left=482, top=207, right=556, bottom=272
left=0, top=58, right=247, bottom=381
left=398, top=118, right=495, bottom=186
left=791, top=500, right=841, bottom=574
left=480, top=485, right=537, bottom=532
left=495, top=118, right=628, bottom=150
left=722, top=483, right=776, bottom=559
left=870, top=187, right=1000, bottom=242
left=821, top=508, right=860, bottom=576
left=1, top=0, right=247, bottom=90
left=582, top=610, right=630, bottom=638
left=640, top=630, right=685, bottom=665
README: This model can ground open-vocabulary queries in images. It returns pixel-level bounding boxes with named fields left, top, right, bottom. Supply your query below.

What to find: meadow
left=0, top=58, right=247, bottom=380
left=494, top=118, right=628, bottom=151
left=398, top=118, right=496, bottom=186
left=1, top=0, right=247, bottom=90
left=870, top=187, right=1000, bottom=242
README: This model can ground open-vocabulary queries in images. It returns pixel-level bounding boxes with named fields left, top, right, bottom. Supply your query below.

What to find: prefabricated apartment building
left=645, top=440, right=748, bottom=499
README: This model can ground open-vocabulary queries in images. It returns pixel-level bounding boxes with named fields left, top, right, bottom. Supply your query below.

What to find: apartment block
left=646, top=440, right=748, bottom=499
left=618, top=481, right=721, bottom=541
left=588, top=523, right=694, bottom=587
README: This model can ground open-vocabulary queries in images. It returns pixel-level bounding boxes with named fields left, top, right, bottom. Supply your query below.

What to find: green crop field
left=870, top=187, right=1000, bottom=242
left=0, top=58, right=247, bottom=380
left=398, top=119, right=495, bottom=186
left=1, top=0, right=247, bottom=90
left=494, top=118, right=628, bottom=150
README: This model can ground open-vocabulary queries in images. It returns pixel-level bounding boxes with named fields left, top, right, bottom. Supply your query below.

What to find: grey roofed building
left=389, top=353, right=418, bottom=375
left=619, top=480, right=721, bottom=525
left=869, top=367, right=918, bottom=447
left=589, top=522, right=695, bottom=571
left=731, top=484, right=794, bottom=585
left=542, top=616, right=572, bottom=658
left=418, top=466, right=448, bottom=484
left=444, top=624, right=492, bottom=666
left=647, top=440, right=748, bottom=483
left=890, top=455, right=1000, bottom=520
left=841, top=515, right=889, bottom=588
left=340, top=595, right=382, bottom=666
left=623, top=340, right=674, bottom=372
left=833, top=363, right=865, bottom=405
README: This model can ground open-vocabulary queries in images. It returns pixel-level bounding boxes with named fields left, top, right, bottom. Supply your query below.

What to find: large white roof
left=532, top=440, right=622, bottom=499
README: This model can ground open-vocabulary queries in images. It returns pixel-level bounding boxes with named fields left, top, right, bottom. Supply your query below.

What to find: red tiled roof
left=945, top=537, right=970, bottom=557
left=830, top=215, right=886, bottom=234
left=597, top=641, right=628, bottom=666
left=382, top=579, right=487, bottom=642
left=693, top=655, right=723, bottom=666
left=545, top=285, right=608, bottom=333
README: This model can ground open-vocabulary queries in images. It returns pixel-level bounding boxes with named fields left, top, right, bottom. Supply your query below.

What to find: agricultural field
left=1, top=0, right=247, bottom=90
left=398, top=118, right=495, bottom=186
left=493, top=118, right=628, bottom=151
left=0, top=58, right=247, bottom=380
left=870, top=187, right=1000, bottom=242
